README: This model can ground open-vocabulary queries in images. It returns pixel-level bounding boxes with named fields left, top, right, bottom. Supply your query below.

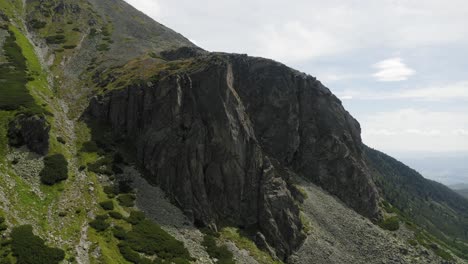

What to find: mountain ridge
left=0, top=0, right=467, bottom=263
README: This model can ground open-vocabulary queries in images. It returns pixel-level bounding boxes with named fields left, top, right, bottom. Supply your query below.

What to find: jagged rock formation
left=8, top=114, right=50, bottom=155
left=85, top=52, right=381, bottom=257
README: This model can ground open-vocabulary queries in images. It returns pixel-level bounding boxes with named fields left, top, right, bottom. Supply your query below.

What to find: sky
left=123, top=0, right=468, bottom=183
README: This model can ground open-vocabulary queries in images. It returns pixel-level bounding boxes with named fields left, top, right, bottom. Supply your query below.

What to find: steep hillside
left=0, top=0, right=467, bottom=263
left=365, top=146, right=468, bottom=260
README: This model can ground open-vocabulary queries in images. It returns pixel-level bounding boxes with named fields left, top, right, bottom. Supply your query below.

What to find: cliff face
left=85, top=51, right=381, bottom=258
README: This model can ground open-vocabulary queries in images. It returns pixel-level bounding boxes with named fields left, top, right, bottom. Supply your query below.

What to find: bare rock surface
left=289, top=178, right=454, bottom=264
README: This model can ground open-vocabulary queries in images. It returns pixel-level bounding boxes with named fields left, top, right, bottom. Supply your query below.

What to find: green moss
left=203, top=234, right=235, bottom=264
left=220, top=227, right=281, bottom=264
left=378, top=216, right=400, bottom=231
left=45, top=35, right=66, bottom=44
left=99, top=200, right=114, bottom=211
left=118, top=194, right=136, bottom=208
left=124, top=219, right=191, bottom=263
left=11, top=225, right=65, bottom=264
left=89, top=214, right=110, bottom=232
left=0, top=29, right=39, bottom=112
left=40, top=154, right=69, bottom=185
left=125, top=211, right=145, bottom=225
left=108, top=211, right=123, bottom=220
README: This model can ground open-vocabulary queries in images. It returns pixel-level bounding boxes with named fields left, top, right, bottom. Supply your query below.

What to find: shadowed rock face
left=85, top=52, right=381, bottom=258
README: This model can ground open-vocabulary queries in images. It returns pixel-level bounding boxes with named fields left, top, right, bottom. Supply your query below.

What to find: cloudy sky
left=124, top=0, right=468, bottom=172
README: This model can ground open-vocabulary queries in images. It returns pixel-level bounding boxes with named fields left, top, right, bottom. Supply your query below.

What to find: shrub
left=118, top=194, right=136, bottom=207
left=81, top=141, right=99, bottom=152
left=87, top=156, right=113, bottom=175
left=117, top=179, right=133, bottom=193
left=11, top=225, right=65, bottom=264
left=379, top=216, right=400, bottom=231
left=126, top=211, right=145, bottom=225
left=29, top=19, right=46, bottom=29
left=56, top=136, right=66, bottom=144
left=0, top=30, right=39, bottom=111
left=108, top=211, right=123, bottom=220
left=89, top=215, right=110, bottom=231
left=99, top=200, right=114, bottom=211
left=118, top=243, right=153, bottom=264
left=125, top=219, right=191, bottom=262
left=63, top=45, right=76, bottom=49
left=202, top=235, right=234, bottom=264
left=45, top=35, right=66, bottom=44
left=40, top=154, right=68, bottom=185
left=112, top=226, right=127, bottom=240
left=103, top=185, right=117, bottom=197
left=97, top=43, right=109, bottom=51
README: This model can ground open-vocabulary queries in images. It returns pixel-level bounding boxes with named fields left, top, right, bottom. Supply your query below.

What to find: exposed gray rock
left=8, top=114, right=50, bottom=155
left=85, top=52, right=381, bottom=259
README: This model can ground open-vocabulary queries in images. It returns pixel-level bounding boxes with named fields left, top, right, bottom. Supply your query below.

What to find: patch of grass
left=124, top=219, right=191, bottom=263
left=11, top=225, right=65, bottom=264
left=203, top=234, right=235, bottom=264
left=45, top=35, right=66, bottom=44
left=39, top=154, right=69, bottom=185
left=125, top=211, right=145, bottom=225
left=118, top=243, right=153, bottom=264
left=97, top=43, right=110, bottom=51
left=62, top=44, right=76, bottom=49
left=29, top=19, right=46, bottom=29
left=108, top=211, right=123, bottom=220
left=220, top=227, right=281, bottom=264
left=0, top=29, right=39, bottom=112
left=87, top=155, right=113, bottom=175
left=99, top=200, right=114, bottom=211
left=118, top=194, right=136, bottom=208
left=89, top=214, right=110, bottom=232
left=378, top=216, right=400, bottom=231
left=434, top=248, right=454, bottom=261
left=300, top=212, right=312, bottom=234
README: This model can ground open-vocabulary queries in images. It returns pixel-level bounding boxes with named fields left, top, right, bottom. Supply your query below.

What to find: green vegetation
left=39, top=154, right=68, bottom=185
left=11, top=225, right=65, bottom=264
left=202, top=234, right=235, bottom=264
left=0, top=29, right=40, bottom=112
left=0, top=216, right=7, bottom=232
left=45, top=35, right=66, bottom=44
left=125, top=211, right=145, bottom=225
left=99, top=200, right=114, bottom=211
left=29, top=19, right=46, bottom=29
left=87, top=155, right=113, bottom=175
left=378, top=216, right=400, bottom=231
left=97, top=43, right=110, bottom=51
left=108, top=211, right=123, bottom=219
left=366, top=146, right=468, bottom=260
left=89, top=214, right=110, bottom=232
left=220, top=227, right=281, bottom=264
left=118, top=193, right=136, bottom=207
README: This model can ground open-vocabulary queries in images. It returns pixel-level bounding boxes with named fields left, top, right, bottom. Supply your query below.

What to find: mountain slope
left=0, top=0, right=467, bottom=263
left=365, top=146, right=468, bottom=260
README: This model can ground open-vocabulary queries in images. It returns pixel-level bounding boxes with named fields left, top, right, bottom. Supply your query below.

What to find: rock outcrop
left=85, top=52, right=381, bottom=258
left=8, top=114, right=50, bottom=155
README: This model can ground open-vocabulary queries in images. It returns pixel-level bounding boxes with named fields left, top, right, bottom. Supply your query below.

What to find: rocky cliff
left=85, top=51, right=381, bottom=258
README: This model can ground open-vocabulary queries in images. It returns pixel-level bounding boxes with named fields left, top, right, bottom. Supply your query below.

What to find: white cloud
left=254, top=21, right=345, bottom=63
left=123, top=0, right=468, bottom=64
left=361, top=108, right=468, bottom=152
left=337, top=81, right=468, bottom=101
left=372, top=57, right=415, bottom=81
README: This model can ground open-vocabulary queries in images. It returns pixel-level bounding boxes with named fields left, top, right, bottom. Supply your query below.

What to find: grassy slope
left=365, top=146, right=468, bottom=260
left=0, top=1, right=97, bottom=261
